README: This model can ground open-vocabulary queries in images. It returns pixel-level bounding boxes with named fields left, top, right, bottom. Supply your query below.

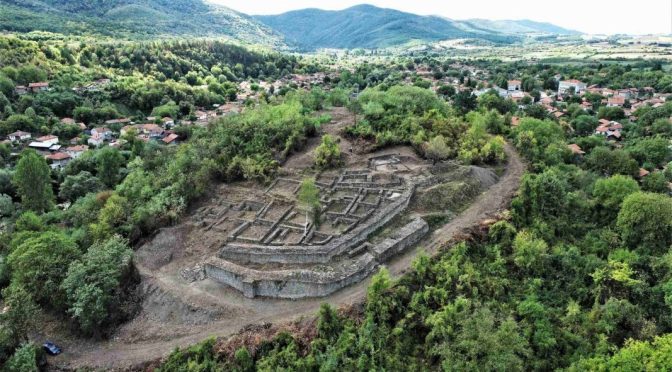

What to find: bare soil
left=47, top=109, right=525, bottom=371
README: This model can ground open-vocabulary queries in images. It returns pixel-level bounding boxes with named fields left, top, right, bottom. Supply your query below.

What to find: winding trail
left=52, top=143, right=524, bottom=371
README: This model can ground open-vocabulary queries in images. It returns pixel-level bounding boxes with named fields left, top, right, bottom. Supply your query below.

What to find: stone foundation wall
left=204, top=254, right=378, bottom=299
left=218, top=185, right=416, bottom=264
left=205, top=217, right=428, bottom=299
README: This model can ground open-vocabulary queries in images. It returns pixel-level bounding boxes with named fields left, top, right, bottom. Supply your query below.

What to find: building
left=121, top=123, right=165, bottom=139
left=558, top=80, right=587, bottom=95
left=14, top=85, right=28, bottom=95
left=35, top=135, right=59, bottom=146
left=161, top=117, right=175, bottom=128
left=28, top=82, right=49, bottom=93
left=7, top=131, right=31, bottom=142
left=29, top=141, right=60, bottom=152
left=45, top=152, right=71, bottom=169
left=91, top=127, right=113, bottom=140
left=507, top=80, right=521, bottom=91
left=65, top=145, right=88, bottom=159
left=87, top=132, right=105, bottom=147
left=162, top=133, right=179, bottom=145
left=607, top=96, right=626, bottom=107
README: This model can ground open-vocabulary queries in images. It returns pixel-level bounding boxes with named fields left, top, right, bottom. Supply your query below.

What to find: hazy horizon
left=212, top=0, right=672, bottom=36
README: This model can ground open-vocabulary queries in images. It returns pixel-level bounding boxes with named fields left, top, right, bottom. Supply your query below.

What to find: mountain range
left=255, top=5, right=580, bottom=50
left=0, top=1, right=581, bottom=50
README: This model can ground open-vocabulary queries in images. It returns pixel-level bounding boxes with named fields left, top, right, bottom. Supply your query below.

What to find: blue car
left=43, top=341, right=62, bottom=356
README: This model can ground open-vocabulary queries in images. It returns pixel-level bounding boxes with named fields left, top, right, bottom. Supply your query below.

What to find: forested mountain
left=0, top=0, right=286, bottom=47
left=255, top=5, right=581, bottom=50
left=0, top=1, right=582, bottom=50
left=255, top=5, right=519, bottom=50
left=458, top=19, right=581, bottom=36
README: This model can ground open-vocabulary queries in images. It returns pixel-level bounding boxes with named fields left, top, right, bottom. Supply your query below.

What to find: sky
left=212, top=0, right=672, bottom=35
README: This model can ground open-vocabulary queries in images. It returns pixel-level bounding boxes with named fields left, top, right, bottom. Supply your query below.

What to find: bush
left=314, top=134, right=342, bottom=169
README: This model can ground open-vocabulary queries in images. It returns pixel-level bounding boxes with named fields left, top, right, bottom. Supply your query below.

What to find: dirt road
left=52, top=133, right=525, bottom=371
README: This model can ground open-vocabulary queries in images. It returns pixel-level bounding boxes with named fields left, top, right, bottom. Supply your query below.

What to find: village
left=3, top=72, right=332, bottom=170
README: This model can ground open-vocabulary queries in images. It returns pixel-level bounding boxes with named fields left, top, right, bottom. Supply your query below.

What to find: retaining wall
left=205, top=217, right=428, bottom=299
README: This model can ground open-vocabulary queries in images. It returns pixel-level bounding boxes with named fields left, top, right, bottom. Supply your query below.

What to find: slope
left=255, top=4, right=518, bottom=50
left=0, top=0, right=286, bottom=47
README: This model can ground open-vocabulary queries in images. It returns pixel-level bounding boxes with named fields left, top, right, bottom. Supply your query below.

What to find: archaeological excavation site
left=136, top=141, right=499, bottom=302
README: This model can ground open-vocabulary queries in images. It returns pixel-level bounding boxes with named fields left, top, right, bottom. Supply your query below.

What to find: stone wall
left=218, top=185, right=416, bottom=264
left=205, top=217, right=428, bottom=299
left=204, top=254, right=378, bottom=299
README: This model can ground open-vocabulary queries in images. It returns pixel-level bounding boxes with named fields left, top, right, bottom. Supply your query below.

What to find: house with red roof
left=28, top=82, right=49, bottom=93
left=45, top=152, right=71, bottom=169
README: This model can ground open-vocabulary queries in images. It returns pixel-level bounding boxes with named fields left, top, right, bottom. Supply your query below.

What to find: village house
left=595, top=120, right=623, bottom=140
left=161, top=117, right=175, bottom=128
left=45, top=152, right=71, bottom=169
left=28, top=82, right=49, bottom=93
left=558, top=79, right=587, bottom=95
left=162, top=133, right=179, bottom=145
left=507, top=80, right=521, bottom=91
left=65, top=145, right=88, bottom=159
left=121, top=123, right=164, bottom=139
left=91, top=127, right=113, bottom=140
left=87, top=132, right=106, bottom=147
left=194, top=110, right=208, bottom=121
left=14, top=85, right=28, bottom=95
left=29, top=140, right=60, bottom=152
left=7, top=131, right=31, bottom=142
left=607, top=96, right=626, bottom=107
left=36, top=135, right=59, bottom=146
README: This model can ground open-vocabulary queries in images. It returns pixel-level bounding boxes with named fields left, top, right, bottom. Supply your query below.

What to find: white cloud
left=211, top=0, right=671, bottom=35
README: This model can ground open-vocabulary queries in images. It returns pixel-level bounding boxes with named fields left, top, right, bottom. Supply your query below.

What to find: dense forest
left=152, top=59, right=672, bottom=370
left=0, top=30, right=671, bottom=371
left=0, top=0, right=285, bottom=46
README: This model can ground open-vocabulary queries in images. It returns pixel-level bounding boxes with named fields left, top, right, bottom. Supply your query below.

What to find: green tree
left=7, top=231, right=80, bottom=309
left=12, top=150, right=54, bottom=212
left=96, top=147, right=125, bottom=187
left=570, top=333, right=672, bottom=371
left=513, top=230, right=548, bottom=270
left=642, top=171, right=669, bottom=193
left=592, top=175, right=640, bottom=219
left=425, top=135, right=452, bottom=161
left=4, top=343, right=38, bottom=372
left=628, top=136, right=670, bottom=167
left=297, top=178, right=321, bottom=230
left=586, top=147, right=638, bottom=177
left=59, top=171, right=104, bottom=202
left=616, top=192, right=672, bottom=253
left=62, top=235, right=133, bottom=335
left=314, top=134, right=342, bottom=169
left=0, top=285, right=39, bottom=344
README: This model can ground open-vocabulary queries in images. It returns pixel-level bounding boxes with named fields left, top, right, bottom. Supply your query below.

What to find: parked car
left=43, top=341, right=61, bottom=356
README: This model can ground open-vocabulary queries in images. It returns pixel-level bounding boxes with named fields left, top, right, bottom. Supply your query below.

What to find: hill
left=459, top=19, right=581, bottom=36
left=0, top=0, right=285, bottom=47
left=255, top=4, right=520, bottom=50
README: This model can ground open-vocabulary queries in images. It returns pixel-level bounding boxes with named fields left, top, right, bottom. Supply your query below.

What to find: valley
left=0, top=1, right=671, bottom=371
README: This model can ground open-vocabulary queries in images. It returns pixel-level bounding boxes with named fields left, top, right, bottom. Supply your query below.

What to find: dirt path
left=52, top=134, right=524, bottom=371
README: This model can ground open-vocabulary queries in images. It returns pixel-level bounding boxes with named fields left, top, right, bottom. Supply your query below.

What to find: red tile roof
left=46, top=152, right=70, bottom=161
